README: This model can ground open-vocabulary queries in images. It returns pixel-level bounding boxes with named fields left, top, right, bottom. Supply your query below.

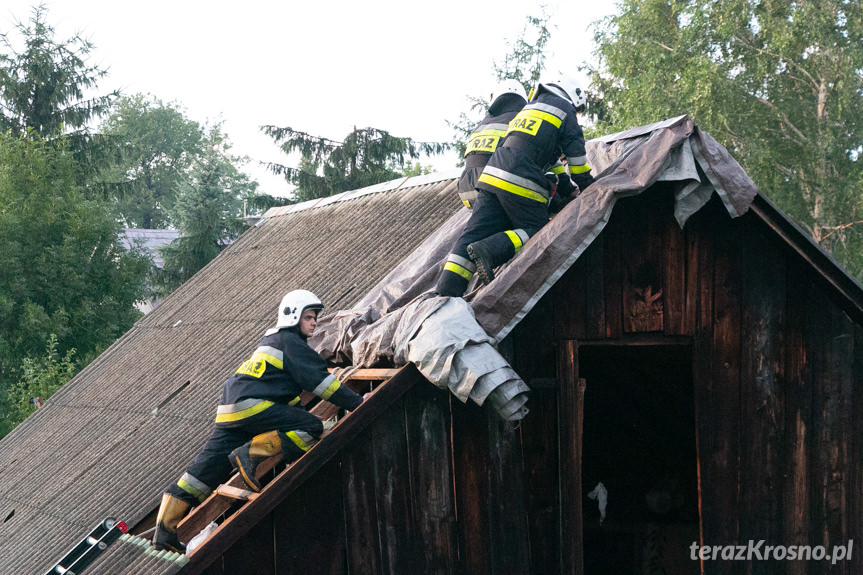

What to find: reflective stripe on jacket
left=216, top=328, right=362, bottom=423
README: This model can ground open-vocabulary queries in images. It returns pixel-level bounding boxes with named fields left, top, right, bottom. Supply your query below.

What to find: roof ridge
left=260, top=169, right=460, bottom=220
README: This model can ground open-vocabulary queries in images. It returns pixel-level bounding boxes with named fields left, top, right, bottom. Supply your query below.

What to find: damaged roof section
left=0, top=172, right=463, bottom=575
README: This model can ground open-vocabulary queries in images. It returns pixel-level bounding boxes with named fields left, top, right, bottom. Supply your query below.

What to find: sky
left=3, top=0, right=620, bottom=198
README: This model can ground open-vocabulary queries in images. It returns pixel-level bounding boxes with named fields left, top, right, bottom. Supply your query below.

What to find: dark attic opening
left=579, top=343, right=698, bottom=575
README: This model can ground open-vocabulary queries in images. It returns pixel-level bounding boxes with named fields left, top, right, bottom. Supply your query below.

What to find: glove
left=556, top=174, right=577, bottom=200
left=548, top=175, right=581, bottom=215
left=572, top=172, right=595, bottom=192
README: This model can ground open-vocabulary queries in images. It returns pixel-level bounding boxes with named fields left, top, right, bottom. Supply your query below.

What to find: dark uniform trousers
left=436, top=187, right=548, bottom=297
left=167, top=403, right=323, bottom=506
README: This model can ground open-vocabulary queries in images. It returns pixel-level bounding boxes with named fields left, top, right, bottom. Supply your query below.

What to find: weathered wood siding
left=204, top=186, right=862, bottom=575
left=542, top=187, right=862, bottom=575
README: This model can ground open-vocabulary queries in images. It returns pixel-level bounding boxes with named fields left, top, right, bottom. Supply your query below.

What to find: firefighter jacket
left=215, top=327, right=362, bottom=426
left=458, top=93, right=527, bottom=208
left=476, top=91, right=594, bottom=204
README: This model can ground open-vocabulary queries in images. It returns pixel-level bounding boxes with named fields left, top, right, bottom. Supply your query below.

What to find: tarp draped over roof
left=312, top=115, right=758, bottom=418
left=471, top=115, right=758, bottom=341
left=313, top=290, right=531, bottom=420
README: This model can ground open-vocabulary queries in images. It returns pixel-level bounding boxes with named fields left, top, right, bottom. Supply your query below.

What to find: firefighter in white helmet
left=457, top=79, right=528, bottom=209
left=436, top=75, right=594, bottom=297
left=152, top=290, right=364, bottom=553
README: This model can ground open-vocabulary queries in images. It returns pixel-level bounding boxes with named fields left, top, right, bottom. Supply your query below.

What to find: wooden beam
left=738, top=222, right=785, bottom=573
left=179, top=364, right=423, bottom=575
left=558, top=341, right=585, bottom=575
left=177, top=454, right=282, bottom=543
left=404, top=383, right=457, bottom=573
left=328, top=367, right=401, bottom=380
left=216, top=485, right=258, bottom=501
left=576, top=333, right=692, bottom=347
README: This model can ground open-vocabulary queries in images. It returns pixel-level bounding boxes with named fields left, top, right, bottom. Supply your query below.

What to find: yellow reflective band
left=286, top=430, right=312, bottom=452
left=569, top=163, right=592, bottom=175
left=444, top=261, right=474, bottom=281
left=288, top=396, right=300, bottom=406
left=478, top=173, right=548, bottom=203
left=313, top=375, right=342, bottom=401
left=320, top=379, right=341, bottom=401
left=505, top=230, right=524, bottom=253
left=549, top=164, right=566, bottom=174
left=214, top=400, right=274, bottom=423
left=525, top=108, right=563, bottom=128
left=177, top=479, right=207, bottom=502
left=459, top=190, right=477, bottom=207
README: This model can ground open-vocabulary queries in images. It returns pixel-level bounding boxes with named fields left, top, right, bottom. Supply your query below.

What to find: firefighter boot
left=152, top=493, right=191, bottom=553
left=229, top=430, right=282, bottom=492
left=466, top=241, right=496, bottom=285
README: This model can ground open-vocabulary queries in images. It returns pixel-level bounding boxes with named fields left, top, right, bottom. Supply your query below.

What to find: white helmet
left=276, top=289, right=323, bottom=328
left=536, top=76, right=587, bottom=109
left=490, top=79, right=528, bottom=103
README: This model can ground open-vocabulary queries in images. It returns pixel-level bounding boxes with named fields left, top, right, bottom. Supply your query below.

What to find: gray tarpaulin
left=310, top=115, right=757, bottom=419
left=312, top=292, right=530, bottom=420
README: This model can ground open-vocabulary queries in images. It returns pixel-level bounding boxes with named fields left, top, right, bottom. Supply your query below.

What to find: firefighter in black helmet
left=457, top=79, right=528, bottom=209
left=436, top=75, right=594, bottom=297
left=152, top=290, right=364, bottom=553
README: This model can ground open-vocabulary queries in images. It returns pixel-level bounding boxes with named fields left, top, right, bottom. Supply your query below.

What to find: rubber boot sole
left=153, top=524, right=186, bottom=553
left=466, top=243, right=495, bottom=285
left=229, top=450, right=262, bottom=492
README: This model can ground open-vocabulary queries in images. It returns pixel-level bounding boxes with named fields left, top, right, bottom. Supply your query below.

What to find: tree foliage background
left=0, top=4, right=116, bottom=137
left=448, top=10, right=554, bottom=159
left=100, top=94, right=205, bottom=229
left=156, top=126, right=264, bottom=293
left=0, top=132, right=150, bottom=436
left=587, top=0, right=863, bottom=277
left=262, top=125, right=449, bottom=202
left=0, top=5, right=276, bottom=436
left=0, top=4, right=121, bottom=186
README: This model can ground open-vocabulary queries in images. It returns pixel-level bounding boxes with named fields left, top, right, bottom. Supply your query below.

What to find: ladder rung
left=177, top=454, right=281, bottom=541
left=215, top=484, right=257, bottom=500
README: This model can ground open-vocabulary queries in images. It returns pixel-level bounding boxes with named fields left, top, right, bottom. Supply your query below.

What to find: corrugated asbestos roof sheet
left=85, top=534, right=188, bottom=575
left=0, top=172, right=462, bottom=574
